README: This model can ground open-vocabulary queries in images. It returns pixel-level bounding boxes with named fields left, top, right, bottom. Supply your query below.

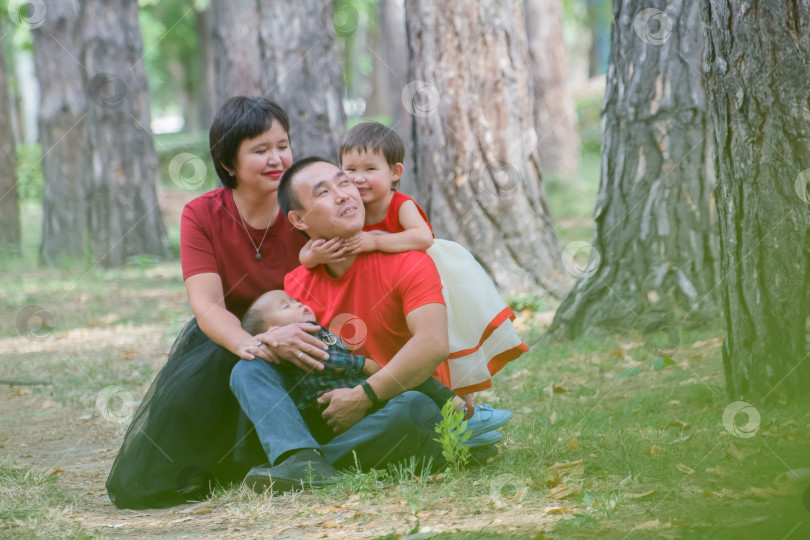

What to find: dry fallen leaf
left=41, top=400, right=61, bottom=410
left=548, top=459, right=584, bottom=478
left=48, top=468, right=64, bottom=476
left=675, top=463, right=695, bottom=475
left=632, top=519, right=662, bottom=531
left=544, top=506, right=572, bottom=514
left=565, top=437, right=579, bottom=451
left=625, top=490, right=655, bottom=499
left=666, top=419, right=691, bottom=430
left=547, top=483, right=581, bottom=500
left=649, top=444, right=667, bottom=456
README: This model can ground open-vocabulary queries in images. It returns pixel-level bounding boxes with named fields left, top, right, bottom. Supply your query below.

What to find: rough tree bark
left=211, top=0, right=261, bottom=107
left=0, top=35, right=20, bottom=251
left=526, top=0, right=580, bottom=178
left=549, top=0, right=719, bottom=337
left=703, top=0, right=810, bottom=401
left=81, top=0, right=169, bottom=267
left=404, top=0, right=568, bottom=297
left=379, top=0, right=416, bottom=194
left=258, top=0, right=346, bottom=161
left=31, top=0, right=87, bottom=264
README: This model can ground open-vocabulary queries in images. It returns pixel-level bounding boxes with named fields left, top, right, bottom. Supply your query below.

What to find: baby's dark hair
left=340, top=122, right=404, bottom=188
left=241, top=298, right=267, bottom=336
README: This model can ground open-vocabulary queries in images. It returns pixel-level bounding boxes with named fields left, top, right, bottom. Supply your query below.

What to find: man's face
left=289, top=161, right=365, bottom=240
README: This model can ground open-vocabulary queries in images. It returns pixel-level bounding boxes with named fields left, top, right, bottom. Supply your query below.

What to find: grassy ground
left=3, top=248, right=808, bottom=538
left=3, top=96, right=809, bottom=538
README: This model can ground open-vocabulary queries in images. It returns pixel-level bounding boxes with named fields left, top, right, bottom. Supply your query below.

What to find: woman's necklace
left=233, top=192, right=274, bottom=261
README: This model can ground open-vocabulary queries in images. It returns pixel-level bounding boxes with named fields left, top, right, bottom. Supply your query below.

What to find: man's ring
left=297, top=352, right=304, bottom=359
left=255, top=340, right=262, bottom=347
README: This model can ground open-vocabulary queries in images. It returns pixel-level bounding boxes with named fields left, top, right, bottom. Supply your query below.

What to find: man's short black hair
left=277, top=156, right=334, bottom=215
left=209, top=96, right=290, bottom=188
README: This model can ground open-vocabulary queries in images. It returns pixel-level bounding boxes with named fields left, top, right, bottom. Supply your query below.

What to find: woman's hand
left=253, top=322, right=330, bottom=371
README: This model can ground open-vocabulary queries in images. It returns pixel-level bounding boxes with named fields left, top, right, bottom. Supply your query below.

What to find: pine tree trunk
left=526, top=0, right=580, bottom=178
left=0, top=36, right=20, bottom=251
left=258, top=0, right=346, bottom=161
left=211, top=0, right=261, bottom=106
left=549, top=0, right=719, bottom=337
left=404, top=0, right=568, bottom=297
left=703, top=0, right=810, bottom=402
left=81, top=0, right=169, bottom=267
left=379, top=0, right=416, bottom=195
left=31, top=0, right=87, bottom=264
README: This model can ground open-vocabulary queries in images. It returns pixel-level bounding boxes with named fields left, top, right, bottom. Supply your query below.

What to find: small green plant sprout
left=433, top=399, right=471, bottom=472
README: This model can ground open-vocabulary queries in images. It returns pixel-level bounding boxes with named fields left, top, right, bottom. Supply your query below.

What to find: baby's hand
left=361, top=358, right=383, bottom=376
left=345, top=232, right=377, bottom=254
left=310, top=237, right=348, bottom=264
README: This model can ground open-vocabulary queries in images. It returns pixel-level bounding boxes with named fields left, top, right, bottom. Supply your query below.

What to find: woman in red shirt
left=106, top=97, right=330, bottom=509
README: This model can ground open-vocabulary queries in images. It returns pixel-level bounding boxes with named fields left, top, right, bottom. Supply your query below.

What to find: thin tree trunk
left=549, top=0, right=720, bottom=338
left=195, top=5, right=215, bottom=130
left=81, top=0, right=169, bottom=267
left=0, top=36, right=20, bottom=251
left=211, top=0, right=261, bottom=107
left=526, top=0, right=580, bottom=178
left=258, top=0, right=346, bottom=161
left=32, top=0, right=87, bottom=264
left=703, top=0, right=810, bottom=402
left=379, top=0, right=415, bottom=195
left=404, top=0, right=568, bottom=297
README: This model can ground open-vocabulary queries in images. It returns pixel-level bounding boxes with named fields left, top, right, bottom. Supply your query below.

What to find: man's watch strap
left=361, top=381, right=382, bottom=407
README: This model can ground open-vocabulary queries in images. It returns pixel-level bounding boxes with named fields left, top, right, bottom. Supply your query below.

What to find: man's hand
left=318, top=386, right=372, bottom=433
left=361, top=358, right=383, bottom=376
left=345, top=232, right=377, bottom=254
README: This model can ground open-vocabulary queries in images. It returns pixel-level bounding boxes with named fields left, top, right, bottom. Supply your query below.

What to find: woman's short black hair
left=209, top=97, right=290, bottom=188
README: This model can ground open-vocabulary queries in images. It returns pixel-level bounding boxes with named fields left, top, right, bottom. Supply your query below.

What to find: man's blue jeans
left=230, top=358, right=444, bottom=470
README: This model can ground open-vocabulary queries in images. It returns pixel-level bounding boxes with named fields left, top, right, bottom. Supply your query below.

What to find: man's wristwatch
left=360, top=381, right=382, bottom=408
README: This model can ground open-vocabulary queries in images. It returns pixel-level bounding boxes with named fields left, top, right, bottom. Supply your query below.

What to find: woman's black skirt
left=106, top=319, right=266, bottom=509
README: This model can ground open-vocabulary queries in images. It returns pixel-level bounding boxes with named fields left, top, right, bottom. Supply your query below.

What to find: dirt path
left=0, top=384, right=556, bottom=538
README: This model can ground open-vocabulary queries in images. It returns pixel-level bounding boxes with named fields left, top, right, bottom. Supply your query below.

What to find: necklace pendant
left=255, top=252, right=262, bottom=261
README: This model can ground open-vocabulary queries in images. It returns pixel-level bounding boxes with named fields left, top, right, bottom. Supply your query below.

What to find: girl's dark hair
left=209, top=97, right=290, bottom=188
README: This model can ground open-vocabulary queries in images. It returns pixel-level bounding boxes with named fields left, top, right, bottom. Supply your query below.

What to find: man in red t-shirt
left=231, top=158, right=451, bottom=489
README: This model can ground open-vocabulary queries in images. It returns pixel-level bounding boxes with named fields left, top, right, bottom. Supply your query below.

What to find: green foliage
left=15, top=143, right=43, bottom=201
left=434, top=400, right=471, bottom=472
